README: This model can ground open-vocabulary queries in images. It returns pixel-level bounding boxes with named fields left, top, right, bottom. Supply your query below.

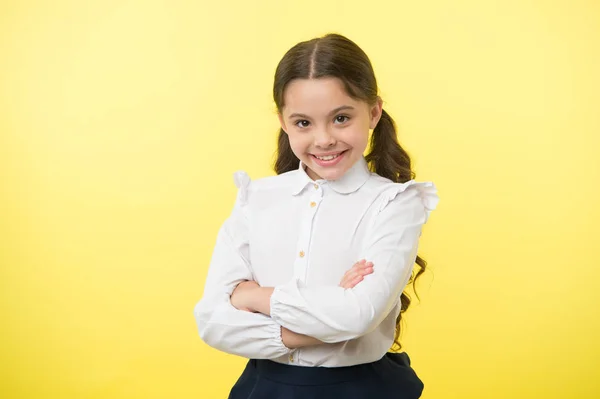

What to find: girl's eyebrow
left=288, top=105, right=355, bottom=119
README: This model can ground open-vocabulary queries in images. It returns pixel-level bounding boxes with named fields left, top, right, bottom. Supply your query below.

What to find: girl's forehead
left=283, top=78, right=359, bottom=111
left=285, top=77, right=346, bottom=95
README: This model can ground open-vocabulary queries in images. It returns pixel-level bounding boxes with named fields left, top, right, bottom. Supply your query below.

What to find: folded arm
left=230, top=261, right=375, bottom=348
left=244, top=186, right=436, bottom=343
left=228, top=280, right=324, bottom=349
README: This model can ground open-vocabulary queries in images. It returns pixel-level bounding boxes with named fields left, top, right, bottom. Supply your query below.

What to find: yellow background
left=1, top=0, right=599, bottom=398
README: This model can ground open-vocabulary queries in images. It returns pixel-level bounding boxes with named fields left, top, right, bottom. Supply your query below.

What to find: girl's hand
left=230, top=280, right=260, bottom=312
left=339, top=259, right=374, bottom=289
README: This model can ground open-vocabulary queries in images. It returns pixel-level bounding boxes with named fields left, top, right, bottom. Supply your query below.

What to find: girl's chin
left=305, top=153, right=356, bottom=179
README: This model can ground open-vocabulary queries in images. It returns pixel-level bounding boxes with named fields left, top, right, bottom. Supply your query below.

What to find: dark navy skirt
left=228, top=352, right=424, bottom=399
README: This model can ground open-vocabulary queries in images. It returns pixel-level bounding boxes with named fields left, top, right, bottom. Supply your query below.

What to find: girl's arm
left=232, top=261, right=375, bottom=347
left=281, top=327, right=323, bottom=348
left=233, top=183, right=438, bottom=344
left=193, top=175, right=292, bottom=360
left=231, top=281, right=321, bottom=349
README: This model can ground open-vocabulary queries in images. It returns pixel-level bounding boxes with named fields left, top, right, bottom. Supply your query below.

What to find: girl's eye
left=295, top=120, right=310, bottom=128
left=334, top=115, right=350, bottom=124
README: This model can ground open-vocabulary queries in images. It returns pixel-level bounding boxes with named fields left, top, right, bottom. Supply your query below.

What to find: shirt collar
left=291, top=156, right=371, bottom=196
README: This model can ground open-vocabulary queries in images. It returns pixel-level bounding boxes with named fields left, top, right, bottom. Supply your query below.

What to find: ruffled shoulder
left=233, top=171, right=252, bottom=206
left=377, top=180, right=439, bottom=223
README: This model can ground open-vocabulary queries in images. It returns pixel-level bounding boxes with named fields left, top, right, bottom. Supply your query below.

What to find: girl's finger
left=346, top=270, right=359, bottom=281
left=341, top=261, right=372, bottom=287
left=355, top=266, right=373, bottom=276
left=347, top=267, right=373, bottom=287
left=344, top=265, right=359, bottom=277
left=341, top=266, right=372, bottom=288
left=343, top=261, right=362, bottom=277
left=348, top=275, right=364, bottom=288
left=340, top=273, right=353, bottom=287
left=340, top=276, right=354, bottom=289
left=352, top=260, right=366, bottom=270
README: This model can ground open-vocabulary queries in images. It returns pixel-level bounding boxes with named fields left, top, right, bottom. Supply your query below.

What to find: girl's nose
left=314, top=130, right=336, bottom=148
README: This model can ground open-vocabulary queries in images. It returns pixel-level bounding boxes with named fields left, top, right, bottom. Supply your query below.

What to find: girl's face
left=278, top=77, right=382, bottom=181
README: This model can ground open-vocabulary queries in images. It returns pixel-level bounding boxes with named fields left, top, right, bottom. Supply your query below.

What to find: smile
left=315, top=153, right=342, bottom=161
left=310, top=150, right=348, bottom=166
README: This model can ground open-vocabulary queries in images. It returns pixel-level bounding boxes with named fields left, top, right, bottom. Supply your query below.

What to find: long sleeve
left=193, top=172, right=292, bottom=359
left=270, top=181, right=439, bottom=343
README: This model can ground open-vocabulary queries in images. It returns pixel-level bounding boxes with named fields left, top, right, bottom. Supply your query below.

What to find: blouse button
left=310, top=201, right=316, bottom=207
left=289, top=352, right=294, bottom=362
left=299, top=251, right=305, bottom=258
left=313, top=183, right=319, bottom=189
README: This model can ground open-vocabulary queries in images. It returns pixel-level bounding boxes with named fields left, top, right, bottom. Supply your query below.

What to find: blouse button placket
left=291, top=183, right=323, bottom=366
left=293, top=184, right=323, bottom=281
left=294, top=188, right=322, bottom=280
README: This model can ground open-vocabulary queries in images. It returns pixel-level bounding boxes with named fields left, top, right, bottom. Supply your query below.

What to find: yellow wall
left=1, top=0, right=599, bottom=398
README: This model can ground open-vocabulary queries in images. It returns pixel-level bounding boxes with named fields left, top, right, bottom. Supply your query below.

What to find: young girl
left=194, top=33, right=439, bottom=398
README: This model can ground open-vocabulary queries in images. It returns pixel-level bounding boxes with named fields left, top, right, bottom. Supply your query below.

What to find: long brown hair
left=272, top=33, right=426, bottom=351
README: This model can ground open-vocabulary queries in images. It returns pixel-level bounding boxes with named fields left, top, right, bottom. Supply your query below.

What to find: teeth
left=316, top=153, right=341, bottom=161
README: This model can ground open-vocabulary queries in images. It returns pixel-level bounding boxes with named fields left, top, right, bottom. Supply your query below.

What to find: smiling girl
left=194, top=33, right=439, bottom=398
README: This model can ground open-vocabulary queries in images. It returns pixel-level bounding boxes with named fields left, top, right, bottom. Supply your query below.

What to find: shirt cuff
left=270, top=279, right=303, bottom=328
left=266, top=317, right=292, bottom=355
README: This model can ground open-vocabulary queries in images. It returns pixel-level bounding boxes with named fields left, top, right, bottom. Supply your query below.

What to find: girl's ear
left=278, top=112, right=289, bottom=135
left=369, top=97, right=383, bottom=129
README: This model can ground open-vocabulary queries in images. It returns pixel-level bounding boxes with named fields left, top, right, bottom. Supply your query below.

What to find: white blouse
left=193, top=157, right=439, bottom=367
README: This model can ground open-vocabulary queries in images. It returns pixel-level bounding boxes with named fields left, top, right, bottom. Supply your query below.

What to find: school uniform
left=194, top=156, right=439, bottom=398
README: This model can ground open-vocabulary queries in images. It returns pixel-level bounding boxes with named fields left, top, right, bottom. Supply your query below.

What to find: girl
left=194, top=33, right=439, bottom=398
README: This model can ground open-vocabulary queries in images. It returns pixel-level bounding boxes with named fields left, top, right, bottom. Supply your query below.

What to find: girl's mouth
left=310, top=150, right=348, bottom=167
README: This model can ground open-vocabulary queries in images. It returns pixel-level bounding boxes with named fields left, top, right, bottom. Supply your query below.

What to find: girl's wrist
left=250, top=287, right=274, bottom=315
left=231, top=281, right=259, bottom=312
